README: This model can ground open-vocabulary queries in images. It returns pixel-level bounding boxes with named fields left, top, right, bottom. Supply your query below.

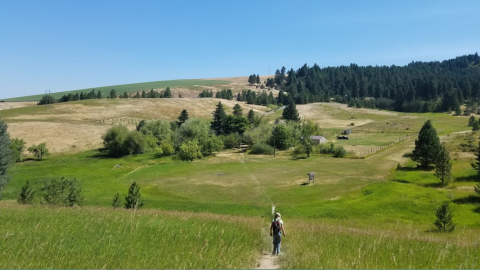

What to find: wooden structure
left=310, top=135, right=327, bottom=144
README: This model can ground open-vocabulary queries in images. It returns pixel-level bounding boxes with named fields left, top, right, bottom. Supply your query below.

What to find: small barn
left=342, top=129, right=351, bottom=135
left=310, top=135, right=327, bottom=144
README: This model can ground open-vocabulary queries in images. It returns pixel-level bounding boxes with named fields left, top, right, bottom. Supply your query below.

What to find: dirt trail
left=255, top=226, right=280, bottom=269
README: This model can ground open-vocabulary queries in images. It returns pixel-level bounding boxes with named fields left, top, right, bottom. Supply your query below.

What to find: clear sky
left=1, top=0, right=479, bottom=99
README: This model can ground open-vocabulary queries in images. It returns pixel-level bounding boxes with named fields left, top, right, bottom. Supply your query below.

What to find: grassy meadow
left=1, top=100, right=480, bottom=268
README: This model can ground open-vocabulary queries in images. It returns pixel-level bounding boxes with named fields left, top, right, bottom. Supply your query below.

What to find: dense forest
left=272, top=53, right=480, bottom=113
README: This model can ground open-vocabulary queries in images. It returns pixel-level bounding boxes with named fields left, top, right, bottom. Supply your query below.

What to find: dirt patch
left=0, top=102, right=37, bottom=110
left=255, top=253, right=279, bottom=269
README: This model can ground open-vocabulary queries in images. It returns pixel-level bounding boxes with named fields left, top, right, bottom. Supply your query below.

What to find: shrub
left=221, top=132, right=242, bottom=149
left=122, top=131, right=149, bottom=155
left=102, top=125, right=129, bottom=157
left=333, top=146, right=347, bottom=158
left=112, top=192, right=121, bottom=208
left=160, top=140, right=175, bottom=156
left=43, top=177, right=83, bottom=206
left=17, top=180, right=35, bottom=204
left=27, top=143, right=49, bottom=160
left=10, top=138, right=25, bottom=162
left=319, top=143, right=335, bottom=154
left=201, top=136, right=224, bottom=156
left=178, top=139, right=203, bottom=161
left=249, top=143, right=274, bottom=155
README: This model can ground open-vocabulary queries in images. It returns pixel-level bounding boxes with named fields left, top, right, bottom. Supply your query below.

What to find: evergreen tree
left=112, top=192, right=121, bottom=208
left=141, top=90, right=146, bottom=98
left=471, top=141, right=480, bottom=180
left=97, top=90, right=102, bottom=99
left=256, top=74, right=261, bottom=84
left=109, top=89, right=117, bottom=99
left=468, top=115, right=476, bottom=126
left=435, top=145, right=452, bottom=186
left=123, top=91, right=129, bottom=98
left=134, top=91, right=140, bottom=98
left=17, top=180, right=35, bottom=204
left=434, top=202, right=456, bottom=232
left=164, top=87, right=173, bottom=98
left=412, top=120, right=440, bottom=168
left=125, top=181, right=144, bottom=209
left=282, top=100, right=300, bottom=122
left=0, top=118, right=12, bottom=199
left=233, top=104, right=243, bottom=117
left=211, top=102, right=227, bottom=135
left=177, top=109, right=189, bottom=125
left=473, top=120, right=480, bottom=131
left=247, top=109, right=255, bottom=124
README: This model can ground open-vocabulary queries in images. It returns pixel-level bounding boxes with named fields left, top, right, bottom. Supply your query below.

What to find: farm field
left=1, top=97, right=480, bottom=268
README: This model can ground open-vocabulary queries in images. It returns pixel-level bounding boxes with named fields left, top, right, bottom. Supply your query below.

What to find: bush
left=122, top=131, right=149, bottom=155
left=160, top=140, right=175, bottom=156
left=333, top=146, right=347, bottom=158
left=221, top=132, right=242, bottom=149
left=201, top=136, right=224, bottom=156
left=112, top=192, right=121, bottom=208
left=249, top=143, right=274, bottom=155
left=27, top=143, right=49, bottom=160
left=319, top=143, right=335, bottom=154
left=102, top=125, right=129, bottom=157
left=10, top=138, right=25, bottom=162
left=178, top=139, right=203, bottom=161
left=17, top=180, right=35, bottom=204
left=43, top=177, right=83, bottom=206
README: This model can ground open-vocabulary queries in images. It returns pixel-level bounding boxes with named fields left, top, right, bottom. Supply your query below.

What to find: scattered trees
left=43, top=177, right=83, bottom=206
left=27, top=143, right=49, bottom=161
left=412, top=120, right=440, bottom=168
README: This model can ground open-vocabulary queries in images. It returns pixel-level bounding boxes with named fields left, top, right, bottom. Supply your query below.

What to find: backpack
left=272, top=220, right=281, bottom=234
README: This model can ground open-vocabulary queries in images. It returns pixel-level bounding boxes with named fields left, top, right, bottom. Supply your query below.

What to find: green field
left=2, top=79, right=231, bottom=101
left=1, top=101, right=480, bottom=268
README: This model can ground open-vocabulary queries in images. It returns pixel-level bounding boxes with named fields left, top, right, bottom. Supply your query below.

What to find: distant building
left=343, top=129, right=351, bottom=135
left=310, top=135, right=327, bottom=144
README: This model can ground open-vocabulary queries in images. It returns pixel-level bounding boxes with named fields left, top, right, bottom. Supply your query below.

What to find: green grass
left=3, top=79, right=231, bottom=101
left=0, top=203, right=262, bottom=269
left=281, top=218, right=480, bottom=269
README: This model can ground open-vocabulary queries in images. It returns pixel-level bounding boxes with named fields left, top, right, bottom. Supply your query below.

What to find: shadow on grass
left=88, top=149, right=113, bottom=159
left=453, top=195, right=480, bottom=205
left=420, top=182, right=445, bottom=188
left=396, top=167, right=418, bottom=172
left=291, top=156, right=308, bottom=160
left=391, top=179, right=411, bottom=184
left=402, top=153, right=414, bottom=158
left=454, top=175, right=479, bottom=182
left=474, top=206, right=480, bottom=213
left=300, top=183, right=310, bottom=186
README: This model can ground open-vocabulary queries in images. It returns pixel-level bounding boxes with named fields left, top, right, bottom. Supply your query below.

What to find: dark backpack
left=272, top=220, right=281, bottom=234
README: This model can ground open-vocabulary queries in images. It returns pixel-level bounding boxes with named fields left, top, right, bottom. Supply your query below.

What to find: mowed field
left=1, top=92, right=480, bottom=268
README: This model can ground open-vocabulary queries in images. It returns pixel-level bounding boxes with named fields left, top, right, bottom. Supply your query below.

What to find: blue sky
left=1, top=0, right=479, bottom=99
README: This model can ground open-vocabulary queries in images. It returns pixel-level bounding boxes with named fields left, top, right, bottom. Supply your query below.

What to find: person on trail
left=270, top=212, right=286, bottom=255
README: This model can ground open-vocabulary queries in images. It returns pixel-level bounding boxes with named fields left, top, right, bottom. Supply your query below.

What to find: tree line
left=267, top=53, right=480, bottom=113
left=38, top=87, right=174, bottom=105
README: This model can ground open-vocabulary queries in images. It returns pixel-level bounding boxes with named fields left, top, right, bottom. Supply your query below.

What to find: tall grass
left=0, top=203, right=262, bottom=269
left=280, top=219, right=480, bottom=269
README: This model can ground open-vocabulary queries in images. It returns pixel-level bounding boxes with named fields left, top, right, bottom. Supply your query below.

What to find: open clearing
left=1, top=95, right=480, bottom=268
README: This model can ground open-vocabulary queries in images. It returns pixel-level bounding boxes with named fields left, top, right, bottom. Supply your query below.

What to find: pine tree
left=141, top=90, right=146, bottom=98
left=435, top=145, right=452, bottom=186
left=17, top=180, right=35, bottom=204
left=109, top=89, right=117, bottom=99
left=282, top=100, right=300, bottom=122
left=412, top=120, right=441, bottom=168
left=0, top=118, right=12, bottom=199
left=123, top=91, right=129, bottom=98
left=434, top=202, right=456, bottom=232
left=177, top=109, right=189, bottom=125
left=233, top=104, right=243, bottom=117
left=473, top=120, right=480, bottom=131
left=471, top=141, right=480, bottom=181
left=97, top=90, right=102, bottom=99
left=164, top=87, right=173, bottom=98
left=247, top=109, right=255, bottom=124
left=112, top=192, right=121, bottom=208
left=211, top=102, right=227, bottom=135
left=468, top=115, right=476, bottom=126
left=256, top=74, right=261, bottom=84
left=125, top=181, right=144, bottom=209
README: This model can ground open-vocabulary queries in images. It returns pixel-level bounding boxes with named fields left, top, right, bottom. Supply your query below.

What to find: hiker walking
left=270, top=212, right=286, bottom=255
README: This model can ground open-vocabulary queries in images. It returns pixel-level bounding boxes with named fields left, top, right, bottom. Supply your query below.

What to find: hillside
left=2, top=76, right=273, bottom=101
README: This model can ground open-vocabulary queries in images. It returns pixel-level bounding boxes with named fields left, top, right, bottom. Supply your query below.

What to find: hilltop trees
left=412, top=120, right=440, bottom=168
left=0, top=118, right=12, bottom=199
